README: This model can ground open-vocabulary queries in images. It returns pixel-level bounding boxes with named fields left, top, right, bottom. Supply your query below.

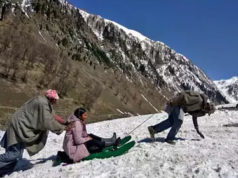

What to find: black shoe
left=53, top=151, right=73, bottom=166
left=165, top=139, right=176, bottom=145
left=148, top=126, right=156, bottom=141
left=52, top=154, right=63, bottom=167
left=0, top=161, right=17, bottom=176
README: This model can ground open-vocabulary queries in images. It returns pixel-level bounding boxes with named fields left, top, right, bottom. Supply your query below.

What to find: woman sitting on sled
left=54, top=107, right=121, bottom=165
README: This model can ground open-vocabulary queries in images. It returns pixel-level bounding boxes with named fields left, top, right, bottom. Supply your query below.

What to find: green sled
left=102, top=135, right=132, bottom=152
left=83, top=140, right=135, bottom=161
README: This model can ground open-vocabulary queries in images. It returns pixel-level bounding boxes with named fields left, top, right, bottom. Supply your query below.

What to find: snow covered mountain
left=214, top=77, right=238, bottom=103
left=1, top=110, right=238, bottom=177
left=0, top=0, right=227, bottom=120
left=80, top=9, right=226, bottom=103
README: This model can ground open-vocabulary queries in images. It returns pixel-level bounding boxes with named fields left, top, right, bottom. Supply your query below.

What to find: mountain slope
left=80, top=9, right=227, bottom=103
left=0, top=0, right=227, bottom=127
left=214, top=77, right=238, bottom=103
left=0, top=0, right=167, bottom=126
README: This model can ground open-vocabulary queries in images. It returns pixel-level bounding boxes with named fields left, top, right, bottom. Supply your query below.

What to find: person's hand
left=65, top=121, right=75, bottom=131
left=198, top=132, right=205, bottom=139
left=63, top=120, right=69, bottom=125
left=88, top=136, right=93, bottom=140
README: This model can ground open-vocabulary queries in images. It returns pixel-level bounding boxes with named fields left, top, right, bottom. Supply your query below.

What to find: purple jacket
left=63, top=115, right=90, bottom=162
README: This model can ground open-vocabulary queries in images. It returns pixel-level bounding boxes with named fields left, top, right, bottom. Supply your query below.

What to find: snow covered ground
left=1, top=109, right=238, bottom=178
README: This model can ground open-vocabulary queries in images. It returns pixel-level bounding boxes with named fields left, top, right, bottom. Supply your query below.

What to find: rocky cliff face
left=214, top=77, right=238, bottom=103
left=0, top=0, right=227, bottom=125
left=81, top=10, right=227, bottom=103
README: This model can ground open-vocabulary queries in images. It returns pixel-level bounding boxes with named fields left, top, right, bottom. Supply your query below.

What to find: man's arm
left=40, top=103, right=65, bottom=134
left=54, top=114, right=76, bottom=131
left=192, top=116, right=205, bottom=139
left=54, top=114, right=66, bottom=125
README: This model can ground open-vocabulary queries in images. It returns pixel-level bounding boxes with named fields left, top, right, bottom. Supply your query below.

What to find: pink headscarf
left=45, top=89, right=59, bottom=100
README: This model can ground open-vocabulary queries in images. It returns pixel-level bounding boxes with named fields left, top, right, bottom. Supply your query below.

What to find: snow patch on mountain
left=214, top=77, right=238, bottom=103
left=20, top=0, right=32, bottom=18
left=79, top=9, right=151, bottom=43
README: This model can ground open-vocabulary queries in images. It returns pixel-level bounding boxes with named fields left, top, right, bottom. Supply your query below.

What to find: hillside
left=0, top=0, right=227, bottom=128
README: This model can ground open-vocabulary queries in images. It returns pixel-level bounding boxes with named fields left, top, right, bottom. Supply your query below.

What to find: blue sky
left=67, top=0, right=238, bottom=80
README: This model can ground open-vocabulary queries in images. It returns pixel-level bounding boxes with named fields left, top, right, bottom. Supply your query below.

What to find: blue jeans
left=153, top=106, right=184, bottom=140
left=0, top=132, right=24, bottom=175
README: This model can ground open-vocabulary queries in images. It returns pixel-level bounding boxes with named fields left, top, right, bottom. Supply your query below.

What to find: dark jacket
left=4, top=96, right=65, bottom=156
left=169, top=91, right=210, bottom=138
left=170, top=91, right=206, bottom=115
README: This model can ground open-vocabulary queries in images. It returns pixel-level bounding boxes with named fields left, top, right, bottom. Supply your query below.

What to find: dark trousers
left=85, top=134, right=105, bottom=154
left=56, top=151, right=73, bottom=164
left=0, top=133, right=24, bottom=175
left=153, top=106, right=184, bottom=140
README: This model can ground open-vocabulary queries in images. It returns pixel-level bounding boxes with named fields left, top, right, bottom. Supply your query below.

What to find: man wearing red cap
left=0, top=89, right=66, bottom=176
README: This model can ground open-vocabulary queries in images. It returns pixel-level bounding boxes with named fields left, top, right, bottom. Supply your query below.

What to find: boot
left=148, top=126, right=156, bottom=141
left=101, top=132, right=116, bottom=146
left=102, top=134, right=120, bottom=147
left=0, top=161, right=17, bottom=176
left=165, top=138, right=176, bottom=145
left=53, top=151, right=73, bottom=167
left=104, top=137, right=121, bottom=147
left=114, top=137, right=121, bottom=148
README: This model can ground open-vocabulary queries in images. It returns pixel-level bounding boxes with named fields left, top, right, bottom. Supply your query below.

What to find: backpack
left=171, top=91, right=205, bottom=113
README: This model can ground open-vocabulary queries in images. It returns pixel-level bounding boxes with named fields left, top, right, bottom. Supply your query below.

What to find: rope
left=127, top=93, right=168, bottom=135
left=127, top=114, right=155, bottom=135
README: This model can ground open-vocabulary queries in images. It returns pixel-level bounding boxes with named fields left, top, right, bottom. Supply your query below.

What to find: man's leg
left=166, top=107, right=184, bottom=142
left=0, top=143, right=24, bottom=175
left=148, top=110, right=174, bottom=140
